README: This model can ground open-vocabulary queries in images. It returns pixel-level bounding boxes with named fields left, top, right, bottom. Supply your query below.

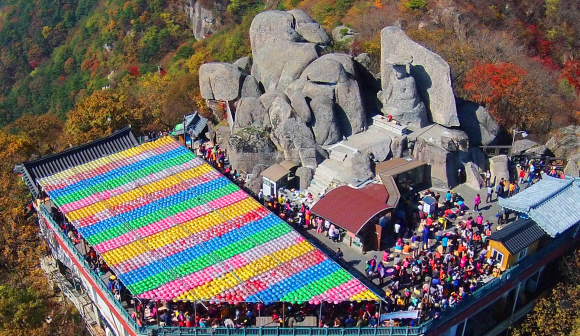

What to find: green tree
left=0, top=287, right=47, bottom=332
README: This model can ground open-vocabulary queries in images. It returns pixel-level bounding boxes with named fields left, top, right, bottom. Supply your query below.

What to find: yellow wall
left=487, top=240, right=539, bottom=271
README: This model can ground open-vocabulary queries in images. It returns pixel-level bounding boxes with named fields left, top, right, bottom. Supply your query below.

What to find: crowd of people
left=130, top=297, right=398, bottom=328
left=353, top=187, right=503, bottom=321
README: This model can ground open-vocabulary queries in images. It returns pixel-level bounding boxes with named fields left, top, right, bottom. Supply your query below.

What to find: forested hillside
left=1, top=0, right=580, bottom=335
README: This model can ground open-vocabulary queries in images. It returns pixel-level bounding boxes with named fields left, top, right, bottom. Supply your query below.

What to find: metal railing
left=37, top=202, right=573, bottom=336
left=36, top=204, right=144, bottom=333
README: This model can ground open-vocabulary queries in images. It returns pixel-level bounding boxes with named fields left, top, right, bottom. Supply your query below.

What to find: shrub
left=401, top=0, right=427, bottom=10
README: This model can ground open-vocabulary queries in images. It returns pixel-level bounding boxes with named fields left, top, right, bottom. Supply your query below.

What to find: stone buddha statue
left=382, top=54, right=428, bottom=128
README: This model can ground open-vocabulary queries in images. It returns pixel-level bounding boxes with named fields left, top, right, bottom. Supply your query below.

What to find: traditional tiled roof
left=499, top=175, right=580, bottom=237
left=487, top=219, right=545, bottom=254
left=311, top=183, right=392, bottom=235
left=37, top=136, right=379, bottom=303
left=14, top=127, right=138, bottom=198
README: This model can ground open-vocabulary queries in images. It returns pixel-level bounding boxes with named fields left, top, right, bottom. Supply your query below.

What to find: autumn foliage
left=0, top=114, right=85, bottom=336
left=513, top=249, right=580, bottom=336
left=464, top=62, right=527, bottom=126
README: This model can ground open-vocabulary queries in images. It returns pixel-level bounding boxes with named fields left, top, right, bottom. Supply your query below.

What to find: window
left=492, top=249, right=504, bottom=264
left=517, top=247, right=528, bottom=261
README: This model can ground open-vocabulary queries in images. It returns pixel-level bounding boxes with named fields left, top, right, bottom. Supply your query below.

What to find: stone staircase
left=307, top=163, right=339, bottom=197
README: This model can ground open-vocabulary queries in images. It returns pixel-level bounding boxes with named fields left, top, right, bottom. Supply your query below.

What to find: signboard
left=352, top=236, right=361, bottom=247
left=379, top=310, right=420, bottom=322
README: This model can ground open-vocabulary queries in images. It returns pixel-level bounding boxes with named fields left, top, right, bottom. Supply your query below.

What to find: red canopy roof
left=311, top=183, right=392, bottom=235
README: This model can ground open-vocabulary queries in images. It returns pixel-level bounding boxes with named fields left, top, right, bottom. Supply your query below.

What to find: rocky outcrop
left=240, top=75, right=262, bottom=98
left=390, top=135, right=407, bottom=159
left=564, top=153, right=580, bottom=177
left=413, top=138, right=457, bottom=188
left=302, top=81, right=335, bottom=101
left=288, top=9, right=315, bottom=27
left=296, top=23, right=330, bottom=45
left=233, top=56, right=252, bottom=73
left=355, top=53, right=372, bottom=70
left=245, top=164, right=268, bottom=194
left=412, top=125, right=469, bottom=187
left=546, top=125, right=580, bottom=158
left=335, top=79, right=367, bottom=136
left=318, top=53, right=357, bottom=76
left=300, top=58, right=349, bottom=84
left=457, top=100, right=500, bottom=146
left=199, top=63, right=243, bottom=101
left=296, top=166, right=314, bottom=189
left=228, top=128, right=283, bottom=173
left=464, top=162, right=484, bottom=191
left=310, top=96, right=342, bottom=145
left=346, top=152, right=374, bottom=182
left=268, top=96, right=293, bottom=129
left=381, top=26, right=459, bottom=127
left=250, top=10, right=319, bottom=93
left=511, top=139, right=538, bottom=155
left=184, top=0, right=217, bottom=41
left=489, top=155, right=510, bottom=187
left=233, top=97, right=269, bottom=130
left=288, top=90, right=312, bottom=123
left=259, top=91, right=288, bottom=111
left=272, top=116, right=315, bottom=154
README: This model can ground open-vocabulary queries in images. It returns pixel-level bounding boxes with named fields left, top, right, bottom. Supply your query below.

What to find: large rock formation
left=197, top=10, right=494, bottom=188
left=268, top=96, right=293, bottom=129
left=249, top=10, right=320, bottom=93
left=288, top=90, right=312, bottom=123
left=564, top=153, right=580, bottom=177
left=296, top=23, right=330, bottom=45
left=546, top=125, right=580, bottom=158
left=310, top=96, right=342, bottom=145
left=295, top=166, right=314, bottom=189
left=271, top=115, right=318, bottom=167
left=335, top=79, right=367, bottom=135
left=464, top=162, right=484, bottom=191
left=489, top=155, right=510, bottom=187
left=199, top=63, right=243, bottom=101
left=412, top=125, right=469, bottom=187
left=511, top=139, right=539, bottom=155
left=346, top=152, right=375, bottom=182
left=300, top=58, right=349, bottom=84
left=233, top=97, right=269, bottom=130
left=240, top=75, right=263, bottom=98
left=184, top=0, right=218, bottom=40
left=381, top=26, right=459, bottom=127
left=228, top=129, right=283, bottom=173
left=380, top=56, right=428, bottom=128
left=457, top=100, right=500, bottom=146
